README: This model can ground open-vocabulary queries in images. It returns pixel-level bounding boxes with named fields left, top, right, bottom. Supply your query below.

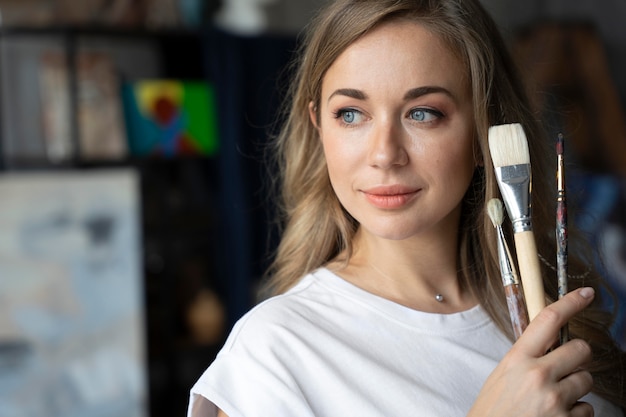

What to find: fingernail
left=579, top=287, right=595, bottom=299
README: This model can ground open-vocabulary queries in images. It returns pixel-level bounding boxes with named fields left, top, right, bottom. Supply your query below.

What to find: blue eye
left=342, top=110, right=356, bottom=123
left=410, top=109, right=427, bottom=121
left=333, top=108, right=363, bottom=125
left=409, top=108, right=441, bottom=122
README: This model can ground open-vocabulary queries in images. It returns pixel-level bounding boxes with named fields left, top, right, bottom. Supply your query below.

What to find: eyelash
left=407, top=108, right=445, bottom=124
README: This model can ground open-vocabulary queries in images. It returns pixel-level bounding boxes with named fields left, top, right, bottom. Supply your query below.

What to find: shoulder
left=220, top=269, right=330, bottom=353
left=188, top=269, right=335, bottom=417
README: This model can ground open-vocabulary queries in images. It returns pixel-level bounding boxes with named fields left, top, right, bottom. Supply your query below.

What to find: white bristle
left=488, top=123, right=530, bottom=167
left=487, top=198, right=504, bottom=228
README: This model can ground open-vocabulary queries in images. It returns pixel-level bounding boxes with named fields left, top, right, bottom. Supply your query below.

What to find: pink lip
left=361, top=185, right=420, bottom=209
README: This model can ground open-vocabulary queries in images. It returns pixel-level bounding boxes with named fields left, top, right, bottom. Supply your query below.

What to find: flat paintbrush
left=487, top=198, right=529, bottom=339
left=488, top=123, right=546, bottom=321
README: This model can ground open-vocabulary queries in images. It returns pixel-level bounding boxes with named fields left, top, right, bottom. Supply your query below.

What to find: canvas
left=0, top=169, right=147, bottom=417
left=122, top=79, right=219, bottom=157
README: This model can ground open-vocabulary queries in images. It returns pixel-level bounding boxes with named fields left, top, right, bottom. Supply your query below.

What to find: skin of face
left=312, top=20, right=477, bottom=246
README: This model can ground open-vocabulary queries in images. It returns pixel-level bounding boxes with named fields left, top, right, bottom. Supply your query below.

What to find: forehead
left=321, top=20, right=468, bottom=98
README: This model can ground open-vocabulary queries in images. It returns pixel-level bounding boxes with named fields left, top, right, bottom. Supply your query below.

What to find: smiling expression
left=313, top=20, right=477, bottom=242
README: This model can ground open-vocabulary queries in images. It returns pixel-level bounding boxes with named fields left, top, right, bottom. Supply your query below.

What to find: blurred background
left=0, top=1, right=624, bottom=416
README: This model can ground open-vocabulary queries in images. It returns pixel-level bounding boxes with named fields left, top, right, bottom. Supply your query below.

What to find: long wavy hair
left=264, top=0, right=625, bottom=407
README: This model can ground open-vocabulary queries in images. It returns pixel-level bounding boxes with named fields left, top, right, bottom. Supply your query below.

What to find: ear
left=308, top=101, right=319, bottom=129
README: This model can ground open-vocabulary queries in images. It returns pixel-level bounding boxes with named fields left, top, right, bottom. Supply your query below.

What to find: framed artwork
left=0, top=169, right=147, bottom=417
left=122, top=79, right=219, bottom=157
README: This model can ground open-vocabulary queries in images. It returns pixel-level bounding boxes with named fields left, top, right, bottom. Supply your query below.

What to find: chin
left=360, top=223, right=423, bottom=241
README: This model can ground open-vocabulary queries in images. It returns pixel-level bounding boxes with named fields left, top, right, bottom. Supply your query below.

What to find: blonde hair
left=264, top=0, right=625, bottom=407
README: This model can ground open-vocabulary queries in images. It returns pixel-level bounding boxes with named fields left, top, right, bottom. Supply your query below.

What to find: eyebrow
left=328, top=88, right=368, bottom=102
left=327, top=86, right=454, bottom=103
left=403, top=86, right=454, bottom=100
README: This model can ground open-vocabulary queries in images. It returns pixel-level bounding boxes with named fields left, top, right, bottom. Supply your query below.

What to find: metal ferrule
left=494, top=164, right=532, bottom=233
left=496, top=226, right=519, bottom=286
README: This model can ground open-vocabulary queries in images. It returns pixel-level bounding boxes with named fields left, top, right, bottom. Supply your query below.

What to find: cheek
left=445, top=147, right=476, bottom=193
left=320, top=136, right=363, bottom=206
left=440, top=120, right=476, bottom=167
left=322, top=139, right=349, bottom=188
left=449, top=142, right=475, bottom=170
left=321, top=130, right=359, bottom=172
left=425, top=135, right=476, bottom=189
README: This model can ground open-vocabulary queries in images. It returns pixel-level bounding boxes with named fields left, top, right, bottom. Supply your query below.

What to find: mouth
left=361, top=186, right=420, bottom=209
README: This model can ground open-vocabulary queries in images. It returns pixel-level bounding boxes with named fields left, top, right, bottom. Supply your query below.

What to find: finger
left=515, top=287, right=595, bottom=357
left=558, top=369, right=594, bottom=408
left=570, top=401, right=594, bottom=417
left=539, top=339, right=593, bottom=380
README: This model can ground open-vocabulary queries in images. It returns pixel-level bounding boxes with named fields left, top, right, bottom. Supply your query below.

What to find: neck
left=331, top=228, right=477, bottom=313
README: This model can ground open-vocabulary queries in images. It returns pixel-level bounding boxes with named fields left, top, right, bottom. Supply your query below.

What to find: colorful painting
left=122, top=80, right=219, bottom=157
left=0, top=169, right=147, bottom=417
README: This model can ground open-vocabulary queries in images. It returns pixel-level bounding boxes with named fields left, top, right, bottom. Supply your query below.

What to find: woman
left=189, top=0, right=626, bottom=415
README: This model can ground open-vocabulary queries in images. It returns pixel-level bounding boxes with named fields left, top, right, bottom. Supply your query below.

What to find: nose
left=367, top=119, right=409, bottom=169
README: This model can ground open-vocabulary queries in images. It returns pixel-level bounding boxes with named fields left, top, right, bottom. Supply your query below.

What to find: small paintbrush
left=488, top=123, right=546, bottom=321
left=556, top=133, right=569, bottom=344
left=487, top=198, right=529, bottom=339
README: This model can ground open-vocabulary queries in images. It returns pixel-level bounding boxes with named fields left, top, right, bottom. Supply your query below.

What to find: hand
left=468, top=287, right=596, bottom=417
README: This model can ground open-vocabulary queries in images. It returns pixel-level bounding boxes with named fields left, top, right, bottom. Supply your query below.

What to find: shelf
left=0, top=25, right=295, bottom=417
left=0, top=25, right=223, bottom=417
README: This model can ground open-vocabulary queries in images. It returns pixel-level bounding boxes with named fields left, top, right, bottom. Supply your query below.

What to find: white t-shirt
left=188, top=268, right=623, bottom=417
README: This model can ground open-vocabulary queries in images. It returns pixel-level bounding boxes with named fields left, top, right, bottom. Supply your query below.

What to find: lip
left=361, top=185, right=420, bottom=209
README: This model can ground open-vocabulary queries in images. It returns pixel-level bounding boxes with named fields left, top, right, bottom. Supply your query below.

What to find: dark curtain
left=204, top=28, right=297, bottom=326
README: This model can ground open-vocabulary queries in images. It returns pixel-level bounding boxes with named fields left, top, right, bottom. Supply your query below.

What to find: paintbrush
left=488, top=123, right=546, bottom=321
left=487, top=198, right=529, bottom=339
left=556, top=133, right=569, bottom=344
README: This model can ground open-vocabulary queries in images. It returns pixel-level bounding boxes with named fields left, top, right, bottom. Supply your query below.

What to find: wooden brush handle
left=513, top=230, right=546, bottom=321
left=504, top=283, right=529, bottom=340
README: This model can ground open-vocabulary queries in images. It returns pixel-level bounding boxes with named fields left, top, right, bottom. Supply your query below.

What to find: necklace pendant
left=435, top=294, right=444, bottom=302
